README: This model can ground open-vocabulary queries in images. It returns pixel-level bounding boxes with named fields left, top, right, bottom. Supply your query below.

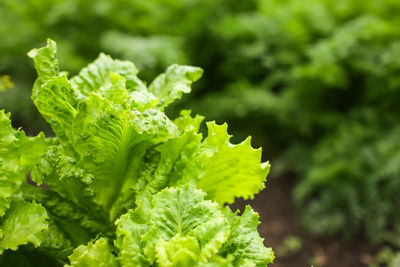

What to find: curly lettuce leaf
left=115, top=186, right=273, bottom=266
left=220, top=206, right=274, bottom=267
left=38, top=221, right=75, bottom=260
left=115, top=186, right=230, bottom=266
left=72, top=93, right=178, bottom=214
left=197, top=255, right=235, bottom=267
left=28, top=39, right=60, bottom=78
left=134, top=123, right=203, bottom=203
left=21, top=184, right=109, bottom=248
left=29, top=40, right=188, bottom=222
left=30, top=145, right=104, bottom=222
left=31, top=75, right=80, bottom=143
left=0, top=201, right=48, bottom=254
left=30, top=40, right=269, bottom=223
left=191, top=122, right=269, bottom=204
left=28, top=41, right=272, bottom=267
left=149, top=64, right=203, bottom=109
left=0, top=110, right=48, bottom=216
left=0, top=110, right=51, bottom=257
left=173, top=109, right=204, bottom=133
left=70, top=56, right=155, bottom=110
left=70, top=52, right=141, bottom=96
left=1, top=39, right=277, bottom=265
left=134, top=111, right=269, bottom=206
left=65, top=238, right=118, bottom=267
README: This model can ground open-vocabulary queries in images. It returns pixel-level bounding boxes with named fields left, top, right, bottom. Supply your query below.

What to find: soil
left=230, top=177, right=379, bottom=267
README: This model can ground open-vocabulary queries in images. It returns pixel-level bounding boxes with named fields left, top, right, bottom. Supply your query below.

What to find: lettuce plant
left=0, top=39, right=274, bottom=266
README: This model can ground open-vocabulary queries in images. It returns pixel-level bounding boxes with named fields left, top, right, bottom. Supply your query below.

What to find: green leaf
left=134, top=115, right=269, bottom=206
left=0, top=201, right=48, bottom=254
left=27, top=40, right=273, bottom=266
left=134, top=131, right=203, bottom=204
left=0, top=110, right=48, bottom=216
left=31, top=145, right=102, bottom=218
left=149, top=64, right=203, bottom=109
left=220, top=206, right=274, bottom=267
left=28, top=39, right=59, bottom=78
left=70, top=52, right=156, bottom=111
left=71, top=93, right=179, bottom=218
left=29, top=40, right=187, bottom=221
left=115, top=186, right=273, bottom=266
left=0, top=110, right=50, bottom=257
left=31, top=75, right=80, bottom=143
left=181, top=122, right=269, bottom=204
left=196, top=255, right=234, bottom=267
left=38, top=221, right=75, bottom=260
left=70, top=52, right=146, bottom=97
left=21, top=184, right=108, bottom=247
left=65, top=238, right=119, bottom=267
left=173, top=110, right=205, bottom=133
left=156, top=234, right=236, bottom=267
left=156, top=234, right=200, bottom=267
left=115, top=186, right=230, bottom=266
left=133, top=110, right=204, bottom=205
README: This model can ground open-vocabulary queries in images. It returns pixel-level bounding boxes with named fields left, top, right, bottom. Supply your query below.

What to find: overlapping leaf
left=30, top=40, right=269, bottom=219
left=181, top=122, right=270, bottom=204
left=0, top=201, right=48, bottom=254
left=66, top=238, right=118, bottom=267
left=0, top=110, right=48, bottom=216
left=21, top=39, right=274, bottom=265
left=0, top=110, right=50, bottom=255
left=115, top=186, right=274, bottom=266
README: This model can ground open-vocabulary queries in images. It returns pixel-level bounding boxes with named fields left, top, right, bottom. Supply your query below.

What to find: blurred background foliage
left=1, top=0, right=400, bottom=246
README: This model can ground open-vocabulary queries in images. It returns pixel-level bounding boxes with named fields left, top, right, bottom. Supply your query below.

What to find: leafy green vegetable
left=220, top=206, right=274, bottom=266
left=0, top=39, right=273, bottom=265
left=66, top=238, right=118, bottom=267
left=114, top=186, right=273, bottom=267
left=190, top=122, right=269, bottom=204
left=28, top=39, right=269, bottom=219
left=0, top=110, right=49, bottom=254
left=2, top=0, right=400, bottom=243
left=0, top=201, right=48, bottom=254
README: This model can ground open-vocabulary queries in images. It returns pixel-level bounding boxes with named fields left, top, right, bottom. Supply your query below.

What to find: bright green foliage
left=67, top=183, right=274, bottom=267
left=0, top=111, right=47, bottom=215
left=182, top=122, right=269, bottom=204
left=149, top=64, right=203, bottom=109
left=66, top=238, right=119, bottom=267
left=1, top=0, right=400, bottom=244
left=0, top=110, right=49, bottom=254
left=115, top=186, right=273, bottom=267
left=0, top=40, right=273, bottom=266
left=220, top=206, right=274, bottom=266
left=0, top=201, right=48, bottom=254
left=28, top=39, right=268, bottom=221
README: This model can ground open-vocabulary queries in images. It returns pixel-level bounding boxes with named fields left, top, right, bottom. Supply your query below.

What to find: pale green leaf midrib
left=105, top=119, right=144, bottom=213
